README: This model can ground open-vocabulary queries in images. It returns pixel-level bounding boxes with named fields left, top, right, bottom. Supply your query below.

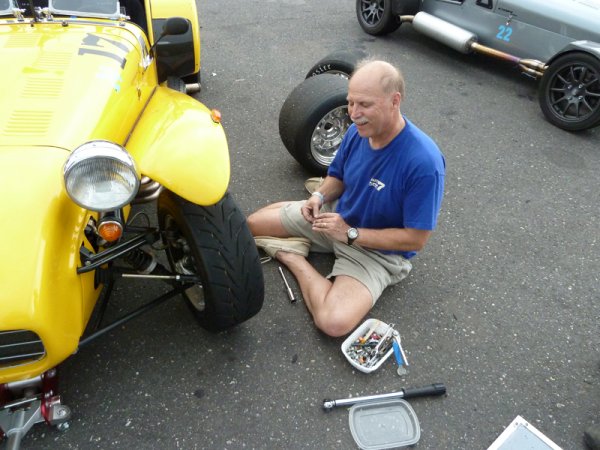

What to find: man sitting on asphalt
left=247, top=59, right=445, bottom=337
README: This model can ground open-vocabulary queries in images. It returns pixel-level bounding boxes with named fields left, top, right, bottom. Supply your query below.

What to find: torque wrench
left=322, top=383, right=446, bottom=411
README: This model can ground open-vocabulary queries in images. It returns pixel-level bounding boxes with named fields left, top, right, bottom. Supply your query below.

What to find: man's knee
left=247, top=202, right=289, bottom=236
left=246, top=211, right=260, bottom=235
left=313, top=310, right=361, bottom=337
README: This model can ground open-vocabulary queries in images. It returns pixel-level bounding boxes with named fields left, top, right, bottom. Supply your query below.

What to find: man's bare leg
left=247, top=202, right=291, bottom=237
left=248, top=202, right=372, bottom=336
left=277, top=252, right=372, bottom=337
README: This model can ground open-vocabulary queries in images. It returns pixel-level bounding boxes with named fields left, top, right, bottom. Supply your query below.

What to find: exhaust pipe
left=185, top=82, right=201, bottom=94
left=410, top=12, right=477, bottom=54
left=399, top=12, right=547, bottom=78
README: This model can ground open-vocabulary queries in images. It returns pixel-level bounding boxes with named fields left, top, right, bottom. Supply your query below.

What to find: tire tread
left=158, top=191, right=264, bottom=332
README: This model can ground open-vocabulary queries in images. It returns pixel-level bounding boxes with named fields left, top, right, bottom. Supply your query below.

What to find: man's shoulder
left=400, top=119, right=445, bottom=171
left=403, top=119, right=437, bottom=146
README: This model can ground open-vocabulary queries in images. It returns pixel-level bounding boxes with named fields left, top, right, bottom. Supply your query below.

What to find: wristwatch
left=347, top=227, right=359, bottom=246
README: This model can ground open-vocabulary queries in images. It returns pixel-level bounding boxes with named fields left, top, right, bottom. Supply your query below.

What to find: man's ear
left=392, top=92, right=402, bottom=109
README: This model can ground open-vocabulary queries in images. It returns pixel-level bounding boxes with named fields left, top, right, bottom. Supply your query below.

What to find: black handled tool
left=322, top=383, right=446, bottom=411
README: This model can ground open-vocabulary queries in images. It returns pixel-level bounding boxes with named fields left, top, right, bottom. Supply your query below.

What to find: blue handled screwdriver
left=392, top=333, right=408, bottom=376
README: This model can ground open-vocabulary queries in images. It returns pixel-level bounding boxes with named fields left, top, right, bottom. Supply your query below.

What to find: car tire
left=157, top=190, right=264, bottom=332
left=356, top=0, right=400, bottom=36
left=279, top=74, right=351, bottom=175
left=305, top=49, right=368, bottom=79
left=539, top=52, right=600, bottom=131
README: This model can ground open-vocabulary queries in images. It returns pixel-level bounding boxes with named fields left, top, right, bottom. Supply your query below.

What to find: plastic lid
left=349, top=399, right=420, bottom=449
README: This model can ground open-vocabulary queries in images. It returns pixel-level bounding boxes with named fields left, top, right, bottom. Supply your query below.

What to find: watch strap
left=347, top=228, right=358, bottom=245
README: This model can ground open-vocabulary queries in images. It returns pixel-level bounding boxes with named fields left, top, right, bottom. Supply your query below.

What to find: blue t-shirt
left=328, top=118, right=445, bottom=259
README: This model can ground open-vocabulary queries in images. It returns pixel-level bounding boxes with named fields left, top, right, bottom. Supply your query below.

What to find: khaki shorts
left=280, top=201, right=412, bottom=305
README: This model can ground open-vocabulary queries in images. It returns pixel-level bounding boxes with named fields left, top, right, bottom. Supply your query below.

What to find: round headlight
left=63, top=140, right=140, bottom=212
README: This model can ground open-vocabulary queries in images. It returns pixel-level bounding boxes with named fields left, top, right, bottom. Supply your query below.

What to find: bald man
left=248, top=59, right=445, bottom=337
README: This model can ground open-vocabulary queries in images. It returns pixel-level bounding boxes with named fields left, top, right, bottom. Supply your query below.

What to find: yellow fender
left=125, top=86, right=230, bottom=205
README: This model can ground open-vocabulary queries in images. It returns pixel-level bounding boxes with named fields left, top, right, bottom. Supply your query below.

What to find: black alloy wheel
left=539, top=52, right=600, bottom=131
left=356, top=0, right=400, bottom=36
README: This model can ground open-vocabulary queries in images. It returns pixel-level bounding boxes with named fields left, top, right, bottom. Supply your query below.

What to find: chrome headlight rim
left=63, top=140, right=140, bottom=212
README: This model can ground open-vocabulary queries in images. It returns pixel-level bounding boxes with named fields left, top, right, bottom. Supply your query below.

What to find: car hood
left=0, top=21, right=149, bottom=150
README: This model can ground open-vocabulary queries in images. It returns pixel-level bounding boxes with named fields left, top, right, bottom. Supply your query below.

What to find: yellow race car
left=0, top=1, right=264, bottom=447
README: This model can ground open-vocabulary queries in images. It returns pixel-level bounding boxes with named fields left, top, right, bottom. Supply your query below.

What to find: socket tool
left=278, top=266, right=296, bottom=303
left=322, top=383, right=446, bottom=411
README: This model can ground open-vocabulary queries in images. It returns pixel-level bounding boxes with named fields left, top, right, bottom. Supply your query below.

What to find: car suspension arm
left=77, top=231, right=160, bottom=274
left=77, top=285, right=187, bottom=350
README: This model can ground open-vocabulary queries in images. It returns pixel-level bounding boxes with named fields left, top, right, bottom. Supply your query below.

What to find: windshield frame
left=0, top=0, right=14, bottom=16
left=48, top=0, right=121, bottom=19
left=0, top=1, right=122, bottom=19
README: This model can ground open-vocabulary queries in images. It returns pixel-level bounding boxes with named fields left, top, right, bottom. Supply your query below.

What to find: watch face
left=348, top=228, right=359, bottom=239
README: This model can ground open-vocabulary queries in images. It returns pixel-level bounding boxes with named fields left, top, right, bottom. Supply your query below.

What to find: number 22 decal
left=496, top=25, right=512, bottom=42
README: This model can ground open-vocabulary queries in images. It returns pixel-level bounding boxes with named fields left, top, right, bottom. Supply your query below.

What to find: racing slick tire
left=356, top=0, right=400, bottom=36
left=539, top=52, right=600, bottom=131
left=305, top=49, right=368, bottom=79
left=279, top=74, right=351, bottom=175
left=157, top=190, right=264, bottom=332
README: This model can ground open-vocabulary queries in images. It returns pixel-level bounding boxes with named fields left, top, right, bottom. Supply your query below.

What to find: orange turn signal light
left=98, top=220, right=123, bottom=242
left=210, top=109, right=222, bottom=123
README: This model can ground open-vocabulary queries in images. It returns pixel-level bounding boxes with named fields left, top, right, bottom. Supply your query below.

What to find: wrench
left=322, top=383, right=446, bottom=411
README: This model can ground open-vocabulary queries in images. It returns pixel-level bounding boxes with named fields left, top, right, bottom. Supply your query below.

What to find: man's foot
left=254, top=236, right=311, bottom=258
left=585, top=425, right=600, bottom=450
left=304, top=177, right=324, bottom=194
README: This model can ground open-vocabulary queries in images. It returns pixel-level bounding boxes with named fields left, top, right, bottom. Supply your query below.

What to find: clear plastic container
left=341, top=318, right=395, bottom=373
left=349, top=399, right=421, bottom=449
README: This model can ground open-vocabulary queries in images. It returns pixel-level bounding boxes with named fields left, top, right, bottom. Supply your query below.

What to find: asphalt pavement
left=26, top=0, right=599, bottom=449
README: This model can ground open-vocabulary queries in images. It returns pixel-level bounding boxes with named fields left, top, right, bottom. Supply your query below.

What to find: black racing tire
left=305, top=49, right=368, bottom=79
left=356, top=0, right=400, bottom=36
left=539, top=52, right=600, bottom=131
left=279, top=74, right=351, bottom=175
left=157, top=191, right=264, bottom=332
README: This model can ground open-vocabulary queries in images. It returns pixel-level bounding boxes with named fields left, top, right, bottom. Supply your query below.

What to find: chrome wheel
left=310, top=105, right=351, bottom=167
left=279, top=74, right=349, bottom=175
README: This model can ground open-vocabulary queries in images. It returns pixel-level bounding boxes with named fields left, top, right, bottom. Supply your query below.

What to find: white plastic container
left=341, top=318, right=394, bottom=373
left=349, top=399, right=421, bottom=449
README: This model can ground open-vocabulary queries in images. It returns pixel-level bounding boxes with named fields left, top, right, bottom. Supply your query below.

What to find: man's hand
left=301, top=196, right=322, bottom=223
left=311, top=212, right=349, bottom=242
left=300, top=176, right=345, bottom=225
